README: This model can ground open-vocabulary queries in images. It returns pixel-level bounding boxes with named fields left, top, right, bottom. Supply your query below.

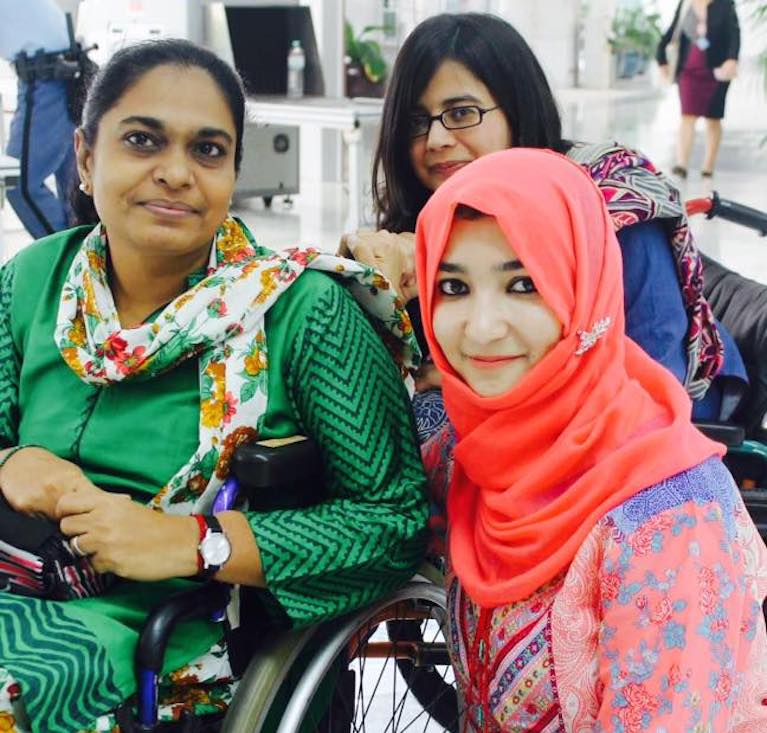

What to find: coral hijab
left=415, top=149, right=722, bottom=608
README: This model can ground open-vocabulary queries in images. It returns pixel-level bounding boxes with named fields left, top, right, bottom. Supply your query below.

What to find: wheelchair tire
left=274, top=581, right=460, bottom=733
left=221, top=625, right=320, bottom=732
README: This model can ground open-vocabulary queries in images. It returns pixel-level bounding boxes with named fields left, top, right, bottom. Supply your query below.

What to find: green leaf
left=359, top=42, right=386, bottom=82
left=345, top=19, right=387, bottom=81
left=360, top=24, right=385, bottom=38
left=344, top=20, right=357, bottom=57
left=240, top=379, right=259, bottom=404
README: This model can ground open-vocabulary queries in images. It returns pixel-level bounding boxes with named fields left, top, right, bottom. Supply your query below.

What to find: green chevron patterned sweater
left=0, top=231, right=428, bottom=732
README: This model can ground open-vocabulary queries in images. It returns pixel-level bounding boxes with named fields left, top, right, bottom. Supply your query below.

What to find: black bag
left=0, top=492, right=113, bottom=600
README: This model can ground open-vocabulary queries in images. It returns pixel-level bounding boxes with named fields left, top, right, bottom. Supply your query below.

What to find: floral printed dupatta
left=54, top=217, right=418, bottom=514
left=568, top=141, right=724, bottom=399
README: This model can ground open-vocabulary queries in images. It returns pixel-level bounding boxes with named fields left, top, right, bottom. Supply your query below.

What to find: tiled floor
left=2, top=63, right=766, bottom=282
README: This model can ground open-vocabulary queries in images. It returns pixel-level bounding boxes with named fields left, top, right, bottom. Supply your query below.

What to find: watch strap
left=193, top=514, right=225, bottom=579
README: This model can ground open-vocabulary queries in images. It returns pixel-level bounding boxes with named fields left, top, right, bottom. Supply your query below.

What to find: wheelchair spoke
left=361, top=625, right=402, bottom=726
left=392, top=629, right=398, bottom=731
left=392, top=621, right=437, bottom=733
left=396, top=686, right=456, bottom=733
left=283, top=584, right=460, bottom=733
left=356, top=622, right=372, bottom=733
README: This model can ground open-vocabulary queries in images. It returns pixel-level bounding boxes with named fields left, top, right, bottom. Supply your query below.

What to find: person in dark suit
left=657, top=0, right=740, bottom=178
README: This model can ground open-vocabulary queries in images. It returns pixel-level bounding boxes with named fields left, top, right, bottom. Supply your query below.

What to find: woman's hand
left=713, top=59, right=738, bottom=82
left=57, top=491, right=199, bottom=581
left=0, top=446, right=103, bottom=519
left=415, top=363, right=443, bottom=392
left=658, top=64, right=671, bottom=83
left=338, top=230, right=418, bottom=302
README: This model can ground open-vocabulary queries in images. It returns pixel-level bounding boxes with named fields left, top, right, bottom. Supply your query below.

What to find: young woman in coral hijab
left=415, top=148, right=767, bottom=732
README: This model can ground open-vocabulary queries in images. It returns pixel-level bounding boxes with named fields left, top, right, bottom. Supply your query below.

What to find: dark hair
left=372, top=13, right=569, bottom=233
left=71, top=39, right=245, bottom=225
left=454, top=204, right=488, bottom=221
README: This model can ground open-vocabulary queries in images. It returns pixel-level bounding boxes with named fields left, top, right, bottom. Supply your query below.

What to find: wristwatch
left=193, top=514, right=232, bottom=580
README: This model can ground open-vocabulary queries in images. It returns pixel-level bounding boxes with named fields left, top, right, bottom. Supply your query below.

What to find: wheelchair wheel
left=386, top=619, right=458, bottom=731
left=275, top=581, right=461, bottom=733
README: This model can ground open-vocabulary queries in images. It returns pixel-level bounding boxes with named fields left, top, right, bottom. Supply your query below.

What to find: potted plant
left=609, top=6, right=662, bottom=79
left=345, top=21, right=387, bottom=98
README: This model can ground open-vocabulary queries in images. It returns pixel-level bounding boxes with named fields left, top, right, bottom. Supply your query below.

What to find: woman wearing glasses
left=343, top=12, right=746, bottom=427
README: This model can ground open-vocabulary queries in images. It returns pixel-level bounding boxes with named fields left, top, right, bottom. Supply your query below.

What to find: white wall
left=301, top=0, right=345, bottom=182
left=579, top=0, right=617, bottom=89
left=348, top=0, right=582, bottom=90
left=491, top=0, right=579, bottom=88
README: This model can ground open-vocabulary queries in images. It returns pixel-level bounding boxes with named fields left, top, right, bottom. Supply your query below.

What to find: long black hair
left=372, top=13, right=569, bottom=233
left=71, top=39, right=245, bottom=225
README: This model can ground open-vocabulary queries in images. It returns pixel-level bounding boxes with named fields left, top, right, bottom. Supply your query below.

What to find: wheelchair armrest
left=742, top=489, right=767, bottom=540
left=693, top=421, right=746, bottom=447
left=231, top=436, right=324, bottom=511
left=136, top=581, right=230, bottom=673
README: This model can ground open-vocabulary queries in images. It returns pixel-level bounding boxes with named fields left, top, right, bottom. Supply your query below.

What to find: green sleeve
left=0, top=259, right=19, bottom=449
left=247, top=280, right=429, bottom=627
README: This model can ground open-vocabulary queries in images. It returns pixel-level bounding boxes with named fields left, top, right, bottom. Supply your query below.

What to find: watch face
left=201, top=532, right=232, bottom=567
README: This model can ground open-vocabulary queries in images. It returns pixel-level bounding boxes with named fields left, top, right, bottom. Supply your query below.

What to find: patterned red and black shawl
left=568, top=141, right=724, bottom=399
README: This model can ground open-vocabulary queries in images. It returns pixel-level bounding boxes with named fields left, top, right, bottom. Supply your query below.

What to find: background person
left=0, top=39, right=427, bottom=732
left=344, top=12, right=746, bottom=423
left=415, top=147, right=767, bottom=732
left=0, top=0, right=82, bottom=237
left=657, top=0, right=740, bottom=178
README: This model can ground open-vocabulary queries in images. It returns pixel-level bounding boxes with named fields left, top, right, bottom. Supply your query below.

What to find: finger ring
left=69, top=535, right=86, bottom=558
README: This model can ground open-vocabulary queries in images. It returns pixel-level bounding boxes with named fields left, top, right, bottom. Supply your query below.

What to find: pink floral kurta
left=444, top=458, right=767, bottom=732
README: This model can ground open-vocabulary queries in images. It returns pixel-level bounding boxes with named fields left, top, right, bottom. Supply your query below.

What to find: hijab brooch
left=575, top=317, right=612, bottom=355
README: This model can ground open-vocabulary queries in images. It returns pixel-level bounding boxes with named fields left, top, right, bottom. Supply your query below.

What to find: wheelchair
left=116, top=438, right=462, bottom=733
left=677, top=194, right=767, bottom=628
left=684, top=193, right=767, bottom=526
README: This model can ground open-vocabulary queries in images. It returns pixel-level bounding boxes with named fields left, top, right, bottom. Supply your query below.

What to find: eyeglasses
left=408, top=105, right=500, bottom=139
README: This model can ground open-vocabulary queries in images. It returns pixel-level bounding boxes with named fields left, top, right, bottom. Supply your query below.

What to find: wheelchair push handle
left=137, top=582, right=230, bottom=673
left=132, top=436, right=322, bottom=729
left=686, top=192, right=767, bottom=236
left=133, top=582, right=230, bottom=729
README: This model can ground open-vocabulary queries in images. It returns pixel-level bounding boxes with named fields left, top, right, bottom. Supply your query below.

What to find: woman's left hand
left=338, top=230, right=418, bottom=302
left=57, top=491, right=199, bottom=581
left=713, top=59, right=738, bottom=82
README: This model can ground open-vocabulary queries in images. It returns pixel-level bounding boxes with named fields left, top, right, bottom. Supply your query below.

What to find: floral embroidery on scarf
left=54, top=217, right=419, bottom=516
left=449, top=459, right=767, bottom=731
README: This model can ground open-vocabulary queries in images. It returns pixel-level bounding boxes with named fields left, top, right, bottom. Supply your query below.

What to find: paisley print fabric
left=447, top=458, right=767, bottom=732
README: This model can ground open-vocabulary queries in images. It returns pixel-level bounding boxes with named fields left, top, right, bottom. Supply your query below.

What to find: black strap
left=197, top=515, right=224, bottom=580
left=0, top=491, right=59, bottom=552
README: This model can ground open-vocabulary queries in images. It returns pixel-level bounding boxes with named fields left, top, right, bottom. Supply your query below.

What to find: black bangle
left=0, top=445, right=37, bottom=472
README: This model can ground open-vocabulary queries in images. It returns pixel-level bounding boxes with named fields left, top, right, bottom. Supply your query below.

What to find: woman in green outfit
left=0, top=40, right=428, bottom=732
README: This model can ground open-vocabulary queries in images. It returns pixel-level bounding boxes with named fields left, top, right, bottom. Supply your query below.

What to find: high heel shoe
left=671, top=165, right=688, bottom=179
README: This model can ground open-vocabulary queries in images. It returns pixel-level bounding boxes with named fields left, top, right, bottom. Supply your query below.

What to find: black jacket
left=702, top=254, right=767, bottom=435
left=657, top=0, right=740, bottom=80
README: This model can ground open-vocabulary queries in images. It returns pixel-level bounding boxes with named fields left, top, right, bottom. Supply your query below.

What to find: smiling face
left=409, top=60, right=513, bottom=193
left=432, top=215, right=562, bottom=397
left=75, top=64, right=237, bottom=263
